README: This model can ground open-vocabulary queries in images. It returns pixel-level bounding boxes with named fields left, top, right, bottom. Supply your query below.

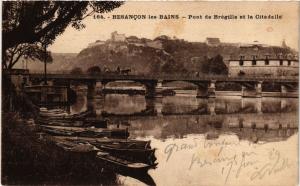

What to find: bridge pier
left=145, top=81, right=157, bottom=99
left=241, top=85, right=246, bottom=97
left=95, top=98, right=105, bottom=116
left=255, top=98, right=262, bottom=114
left=155, top=80, right=163, bottom=98
left=87, top=99, right=97, bottom=116
left=95, top=81, right=105, bottom=98
left=241, top=97, right=245, bottom=110
left=87, top=81, right=96, bottom=99
left=280, top=83, right=298, bottom=98
left=196, top=81, right=216, bottom=98
left=208, top=80, right=216, bottom=98
left=145, top=99, right=156, bottom=115
left=155, top=98, right=163, bottom=116
left=207, top=99, right=216, bottom=115
left=280, top=99, right=287, bottom=111
left=40, top=86, right=48, bottom=103
left=280, top=85, right=288, bottom=97
left=255, top=81, right=262, bottom=98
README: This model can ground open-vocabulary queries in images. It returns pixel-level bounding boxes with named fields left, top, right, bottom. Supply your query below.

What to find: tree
left=201, top=55, right=228, bottom=75
left=70, top=67, right=83, bottom=75
left=160, top=59, right=188, bottom=75
left=87, top=66, right=101, bottom=74
left=208, top=55, right=228, bottom=75
left=3, top=43, right=52, bottom=69
left=3, top=1, right=123, bottom=61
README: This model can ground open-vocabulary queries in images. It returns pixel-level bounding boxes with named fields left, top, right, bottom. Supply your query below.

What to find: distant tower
left=111, top=31, right=125, bottom=42
left=281, top=39, right=287, bottom=48
left=111, top=31, right=118, bottom=41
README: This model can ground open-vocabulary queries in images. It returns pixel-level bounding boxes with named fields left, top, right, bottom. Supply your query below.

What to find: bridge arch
left=162, top=80, right=200, bottom=89
left=104, top=80, right=145, bottom=89
left=101, top=80, right=146, bottom=96
left=162, top=80, right=215, bottom=98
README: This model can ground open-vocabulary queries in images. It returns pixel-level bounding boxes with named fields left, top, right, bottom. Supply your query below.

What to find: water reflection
left=103, top=94, right=146, bottom=114
left=70, top=94, right=298, bottom=143
left=69, top=93, right=298, bottom=186
left=71, top=95, right=297, bottom=115
left=70, top=92, right=87, bottom=113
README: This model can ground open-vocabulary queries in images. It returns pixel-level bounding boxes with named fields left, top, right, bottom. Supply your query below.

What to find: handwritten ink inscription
left=250, top=148, right=291, bottom=181
left=164, top=138, right=292, bottom=184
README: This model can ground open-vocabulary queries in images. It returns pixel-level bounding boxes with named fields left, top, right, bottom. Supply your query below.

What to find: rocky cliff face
left=22, top=37, right=297, bottom=76
left=73, top=40, right=184, bottom=75
left=72, top=38, right=296, bottom=75
left=72, top=38, right=231, bottom=75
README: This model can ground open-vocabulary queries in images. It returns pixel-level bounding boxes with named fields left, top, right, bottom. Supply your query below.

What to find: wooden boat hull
left=53, top=136, right=152, bottom=149
left=96, top=152, right=157, bottom=174
left=36, top=117, right=108, bottom=128
left=39, top=110, right=92, bottom=120
left=54, top=140, right=99, bottom=159
left=95, top=144, right=156, bottom=165
left=40, top=125, right=129, bottom=139
left=91, top=141, right=151, bottom=150
left=42, top=128, right=74, bottom=136
left=48, top=136, right=158, bottom=184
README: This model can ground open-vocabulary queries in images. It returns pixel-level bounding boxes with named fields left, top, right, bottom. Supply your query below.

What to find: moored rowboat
left=96, top=151, right=157, bottom=174
left=36, top=117, right=108, bottom=128
left=52, top=136, right=152, bottom=149
left=40, top=125, right=129, bottom=138
left=96, top=144, right=156, bottom=165
left=39, top=110, right=92, bottom=120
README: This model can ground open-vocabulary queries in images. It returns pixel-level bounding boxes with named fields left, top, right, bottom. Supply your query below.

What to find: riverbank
left=1, top=112, right=118, bottom=185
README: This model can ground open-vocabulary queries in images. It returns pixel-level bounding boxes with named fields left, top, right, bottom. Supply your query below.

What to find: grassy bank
left=1, top=113, right=118, bottom=185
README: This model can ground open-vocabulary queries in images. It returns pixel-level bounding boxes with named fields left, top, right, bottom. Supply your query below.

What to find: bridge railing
left=30, top=70, right=71, bottom=74
left=28, top=70, right=299, bottom=81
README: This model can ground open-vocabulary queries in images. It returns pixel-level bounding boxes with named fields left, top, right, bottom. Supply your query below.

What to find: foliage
left=160, top=59, right=188, bottom=74
left=87, top=66, right=101, bottom=74
left=70, top=67, right=83, bottom=75
left=2, top=1, right=123, bottom=68
left=3, top=43, right=52, bottom=69
left=201, top=55, right=228, bottom=75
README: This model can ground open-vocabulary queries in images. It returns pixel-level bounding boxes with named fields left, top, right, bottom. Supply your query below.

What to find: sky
left=49, top=1, right=299, bottom=53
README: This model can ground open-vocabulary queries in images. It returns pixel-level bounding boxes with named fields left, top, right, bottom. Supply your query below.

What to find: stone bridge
left=28, top=72, right=299, bottom=99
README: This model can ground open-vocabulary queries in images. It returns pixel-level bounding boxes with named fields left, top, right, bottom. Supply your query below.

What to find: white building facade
left=229, top=57, right=299, bottom=76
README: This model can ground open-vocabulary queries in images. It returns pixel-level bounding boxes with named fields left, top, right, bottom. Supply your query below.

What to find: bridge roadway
left=29, top=73, right=299, bottom=83
left=28, top=72, right=299, bottom=98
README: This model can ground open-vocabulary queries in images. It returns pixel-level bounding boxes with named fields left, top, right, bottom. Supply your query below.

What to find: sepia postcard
left=1, top=1, right=299, bottom=186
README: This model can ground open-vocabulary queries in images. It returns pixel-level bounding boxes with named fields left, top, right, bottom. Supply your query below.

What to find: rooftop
left=229, top=45, right=298, bottom=60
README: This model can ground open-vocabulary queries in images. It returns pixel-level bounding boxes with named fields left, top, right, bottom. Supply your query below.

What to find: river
left=68, top=92, right=298, bottom=186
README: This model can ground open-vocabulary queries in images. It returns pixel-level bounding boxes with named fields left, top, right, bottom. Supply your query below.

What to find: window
left=265, top=59, right=269, bottom=65
left=239, top=55, right=244, bottom=66
left=265, top=55, right=270, bottom=65
left=288, top=60, right=291, bottom=66
left=252, top=55, right=257, bottom=65
left=239, top=60, right=244, bottom=66
left=279, top=60, right=283, bottom=66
